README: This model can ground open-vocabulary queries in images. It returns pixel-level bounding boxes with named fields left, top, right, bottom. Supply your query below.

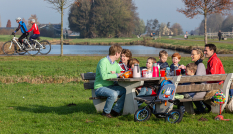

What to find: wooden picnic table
left=107, top=76, right=180, bottom=115
left=108, top=74, right=233, bottom=115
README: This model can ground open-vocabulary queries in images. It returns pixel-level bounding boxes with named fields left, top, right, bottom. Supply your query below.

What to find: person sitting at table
left=94, top=44, right=126, bottom=118
left=128, top=58, right=140, bottom=70
left=157, top=50, right=169, bottom=70
left=118, top=49, right=132, bottom=71
left=136, top=57, right=157, bottom=106
left=190, top=48, right=209, bottom=114
left=170, top=52, right=185, bottom=75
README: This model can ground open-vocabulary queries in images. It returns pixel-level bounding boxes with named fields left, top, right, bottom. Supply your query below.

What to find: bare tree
left=44, top=0, right=75, bottom=56
left=28, top=14, right=40, bottom=28
left=177, top=0, right=233, bottom=44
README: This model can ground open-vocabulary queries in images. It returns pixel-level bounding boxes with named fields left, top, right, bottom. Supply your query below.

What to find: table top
left=107, top=74, right=228, bottom=82
left=108, top=77, right=171, bottom=82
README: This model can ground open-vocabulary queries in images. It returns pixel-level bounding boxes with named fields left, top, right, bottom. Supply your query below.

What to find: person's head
left=109, top=44, right=122, bottom=60
left=129, top=58, right=140, bottom=69
left=146, top=57, right=156, bottom=70
left=120, top=49, right=132, bottom=64
left=219, top=30, right=221, bottom=32
left=15, top=17, right=21, bottom=23
left=159, top=50, right=168, bottom=63
left=172, top=53, right=181, bottom=65
left=186, top=63, right=197, bottom=76
left=31, top=19, right=35, bottom=24
left=204, top=44, right=216, bottom=58
left=191, top=48, right=204, bottom=62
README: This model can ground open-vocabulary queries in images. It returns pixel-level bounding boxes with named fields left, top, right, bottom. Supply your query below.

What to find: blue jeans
left=137, top=87, right=152, bottom=106
left=95, top=85, right=126, bottom=114
left=29, top=34, right=40, bottom=41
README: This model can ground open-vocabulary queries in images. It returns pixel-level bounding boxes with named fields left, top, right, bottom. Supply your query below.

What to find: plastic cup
left=176, top=69, right=181, bottom=76
left=160, top=70, right=165, bottom=77
left=141, top=69, right=147, bottom=77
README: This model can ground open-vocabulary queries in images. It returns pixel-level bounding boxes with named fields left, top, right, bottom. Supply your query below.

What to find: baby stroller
left=134, top=78, right=183, bottom=123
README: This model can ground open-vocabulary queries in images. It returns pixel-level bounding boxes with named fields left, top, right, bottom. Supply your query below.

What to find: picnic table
left=108, top=73, right=233, bottom=115
left=107, top=76, right=181, bottom=115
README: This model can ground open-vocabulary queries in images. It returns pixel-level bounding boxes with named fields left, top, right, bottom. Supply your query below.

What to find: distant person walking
left=218, top=30, right=222, bottom=41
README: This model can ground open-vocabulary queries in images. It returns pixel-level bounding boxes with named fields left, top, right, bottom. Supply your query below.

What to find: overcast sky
left=0, top=0, right=203, bottom=32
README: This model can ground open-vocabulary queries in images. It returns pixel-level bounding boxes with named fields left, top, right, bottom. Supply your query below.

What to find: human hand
left=179, top=65, right=186, bottom=69
left=110, top=71, right=116, bottom=74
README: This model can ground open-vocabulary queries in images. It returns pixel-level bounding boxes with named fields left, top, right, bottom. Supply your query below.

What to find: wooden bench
left=134, top=74, right=233, bottom=114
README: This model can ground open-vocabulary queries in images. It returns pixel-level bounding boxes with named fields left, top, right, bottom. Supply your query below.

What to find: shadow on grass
left=12, top=102, right=96, bottom=115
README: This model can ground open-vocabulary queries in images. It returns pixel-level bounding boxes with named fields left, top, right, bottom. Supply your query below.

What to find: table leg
left=118, top=81, right=144, bottom=115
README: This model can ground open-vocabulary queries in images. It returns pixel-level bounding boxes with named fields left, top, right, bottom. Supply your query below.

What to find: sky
left=0, top=0, right=203, bottom=32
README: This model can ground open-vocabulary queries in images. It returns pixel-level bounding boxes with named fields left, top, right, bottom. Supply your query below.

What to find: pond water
left=49, top=45, right=187, bottom=55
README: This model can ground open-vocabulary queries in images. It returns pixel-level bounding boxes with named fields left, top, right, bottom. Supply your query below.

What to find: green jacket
left=94, top=57, right=122, bottom=89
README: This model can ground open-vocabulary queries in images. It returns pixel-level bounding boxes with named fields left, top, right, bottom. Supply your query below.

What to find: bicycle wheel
left=134, top=107, right=151, bottom=122
left=39, top=40, right=51, bottom=55
left=2, top=41, right=16, bottom=55
left=27, top=42, right=40, bottom=56
left=166, top=109, right=183, bottom=124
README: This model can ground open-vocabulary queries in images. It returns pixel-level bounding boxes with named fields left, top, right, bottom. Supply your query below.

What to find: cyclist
left=27, top=19, right=40, bottom=44
left=12, top=17, right=29, bottom=47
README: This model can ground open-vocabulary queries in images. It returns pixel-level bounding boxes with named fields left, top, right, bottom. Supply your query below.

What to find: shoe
left=102, top=111, right=112, bottom=118
left=110, top=110, right=121, bottom=117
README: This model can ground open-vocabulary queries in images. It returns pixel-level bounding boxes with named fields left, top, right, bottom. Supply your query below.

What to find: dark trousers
left=194, top=101, right=211, bottom=113
left=219, top=36, right=221, bottom=41
left=18, top=33, right=28, bottom=44
left=29, top=34, right=40, bottom=41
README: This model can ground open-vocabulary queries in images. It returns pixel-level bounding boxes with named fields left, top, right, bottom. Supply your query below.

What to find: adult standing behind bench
left=94, top=44, right=126, bottom=118
left=218, top=30, right=222, bottom=41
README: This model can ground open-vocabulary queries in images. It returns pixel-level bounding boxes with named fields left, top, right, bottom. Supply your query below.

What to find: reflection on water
left=49, top=45, right=187, bottom=55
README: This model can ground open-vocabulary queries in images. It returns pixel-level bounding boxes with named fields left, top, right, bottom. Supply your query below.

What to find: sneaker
left=102, top=111, right=112, bottom=118
left=110, top=110, right=121, bottom=117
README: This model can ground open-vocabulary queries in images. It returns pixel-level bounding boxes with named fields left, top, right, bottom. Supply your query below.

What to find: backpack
left=157, top=79, right=176, bottom=101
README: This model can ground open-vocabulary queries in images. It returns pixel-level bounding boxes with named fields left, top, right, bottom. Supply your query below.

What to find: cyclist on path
left=12, top=17, right=29, bottom=47
left=27, top=19, right=40, bottom=44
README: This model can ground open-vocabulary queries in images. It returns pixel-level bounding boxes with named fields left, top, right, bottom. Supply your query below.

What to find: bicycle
left=134, top=98, right=183, bottom=124
left=2, top=35, right=40, bottom=55
left=2, top=35, right=51, bottom=56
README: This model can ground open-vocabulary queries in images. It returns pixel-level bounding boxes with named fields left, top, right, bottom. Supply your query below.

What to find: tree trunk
left=204, top=14, right=207, bottom=44
left=204, top=0, right=208, bottom=44
left=60, top=2, right=64, bottom=56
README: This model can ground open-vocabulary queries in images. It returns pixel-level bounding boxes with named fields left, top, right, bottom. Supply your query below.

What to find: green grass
left=1, top=56, right=232, bottom=78
left=0, top=35, right=58, bottom=43
left=153, top=37, right=233, bottom=51
left=0, top=56, right=233, bottom=133
left=70, top=37, right=143, bottom=44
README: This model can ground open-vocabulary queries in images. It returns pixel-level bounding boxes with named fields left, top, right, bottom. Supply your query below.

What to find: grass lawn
left=0, top=56, right=233, bottom=133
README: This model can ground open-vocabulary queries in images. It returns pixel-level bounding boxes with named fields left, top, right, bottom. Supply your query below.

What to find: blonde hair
left=109, top=44, right=122, bottom=56
left=192, top=48, right=204, bottom=60
left=186, top=63, right=197, bottom=73
left=129, top=58, right=139, bottom=67
left=159, top=50, right=168, bottom=57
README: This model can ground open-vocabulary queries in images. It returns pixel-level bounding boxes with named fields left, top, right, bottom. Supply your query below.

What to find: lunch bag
left=157, top=79, right=176, bottom=100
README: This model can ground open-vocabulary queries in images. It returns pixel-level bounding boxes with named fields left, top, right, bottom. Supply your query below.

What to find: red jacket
left=27, top=23, right=40, bottom=34
left=206, top=53, right=225, bottom=84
